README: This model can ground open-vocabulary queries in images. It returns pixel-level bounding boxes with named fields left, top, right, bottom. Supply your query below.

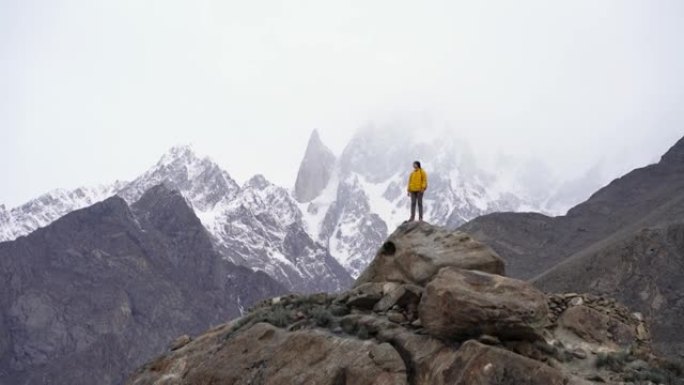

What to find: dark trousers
left=410, top=191, right=424, bottom=220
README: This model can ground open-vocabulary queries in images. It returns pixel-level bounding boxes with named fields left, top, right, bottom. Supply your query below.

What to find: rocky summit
left=126, top=222, right=683, bottom=385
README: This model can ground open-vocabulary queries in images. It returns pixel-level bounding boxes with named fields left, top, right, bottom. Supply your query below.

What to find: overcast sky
left=2, top=0, right=683, bottom=207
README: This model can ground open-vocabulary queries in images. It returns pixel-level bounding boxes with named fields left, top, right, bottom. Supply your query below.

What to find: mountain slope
left=459, top=136, right=684, bottom=279
left=533, top=222, right=684, bottom=358
left=0, top=184, right=285, bottom=385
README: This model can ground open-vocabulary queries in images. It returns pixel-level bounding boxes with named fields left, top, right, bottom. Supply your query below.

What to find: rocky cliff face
left=0, top=185, right=286, bottom=385
left=126, top=223, right=682, bottom=385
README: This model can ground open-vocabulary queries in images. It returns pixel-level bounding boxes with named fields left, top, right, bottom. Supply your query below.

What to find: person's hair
left=413, top=161, right=421, bottom=168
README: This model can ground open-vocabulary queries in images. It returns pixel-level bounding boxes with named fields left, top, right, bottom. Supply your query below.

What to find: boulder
left=355, top=222, right=505, bottom=287
left=373, top=284, right=423, bottom=313
left=447, top=340, right=591, bottom=385
left=344, top=282, right=386, bottom=309
left=558, top=305, right=636, bottom=347
left=418, top=268, right=548, bottom=340
left=127, top=322, right=408, bottom=385
left=375, top=327, right=462, bottom=385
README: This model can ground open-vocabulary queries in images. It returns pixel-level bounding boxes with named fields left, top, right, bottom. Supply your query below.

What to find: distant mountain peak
left=157, top=144, right=199, bottom=165
left=294, top=130, right=337, bottom=203
left=116, top=145, right=239, bottom=210
left=309, top=128, right=321, bottom=140
left=152, top=145, right=228, bottom=181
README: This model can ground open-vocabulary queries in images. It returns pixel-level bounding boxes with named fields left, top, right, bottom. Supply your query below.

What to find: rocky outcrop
left=127, top=222, right=683, bottom=385
left=355, top=222, right=505, bottom=287
left=418, top=268, right=548, bottom=340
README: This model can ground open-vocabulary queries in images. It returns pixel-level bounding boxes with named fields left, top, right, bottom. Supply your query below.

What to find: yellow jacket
left=408, top=168, right=428, bottom=192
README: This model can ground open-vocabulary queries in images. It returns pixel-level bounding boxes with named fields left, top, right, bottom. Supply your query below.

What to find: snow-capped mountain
left=121, top=147, right=351, bottom=293
left=295, top=125, right=577, bottom=277
left=203, top=174, right=351, bottom=292
left=0, top=145, right=351, bottom=293
left=1, top=129, right=600, bottom=285
left=118, top=145, right=240, bottom=209
left=0, top=183, right=126, bottom=242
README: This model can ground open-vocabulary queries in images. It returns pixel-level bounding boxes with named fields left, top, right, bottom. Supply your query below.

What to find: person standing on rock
left=407, top=161, right=428, bottom=222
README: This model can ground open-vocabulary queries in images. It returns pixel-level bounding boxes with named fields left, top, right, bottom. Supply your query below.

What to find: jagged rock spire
left=294, top=130, right=336, bottom=203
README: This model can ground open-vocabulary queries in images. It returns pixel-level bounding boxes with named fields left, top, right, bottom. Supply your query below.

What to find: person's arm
left=407, top=174, right=411, bottom=195
left=421, top=170, right=428, bottom=192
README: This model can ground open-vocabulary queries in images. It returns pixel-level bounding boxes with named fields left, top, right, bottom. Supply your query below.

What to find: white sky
left=2, top=0, right=684, bottom=207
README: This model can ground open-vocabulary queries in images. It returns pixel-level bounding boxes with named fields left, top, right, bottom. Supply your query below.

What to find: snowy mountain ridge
left=0, top=183, right=127, bottom=242
left=0, top=145, right=351, bottom=293
left=1, top=129, right=600, bottom=285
